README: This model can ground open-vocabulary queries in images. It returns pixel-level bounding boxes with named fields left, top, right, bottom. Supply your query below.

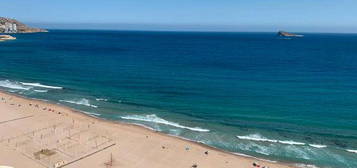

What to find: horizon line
left=26, top=22, right=357, bottom=34
left=31, top=28, right=357, bottom=35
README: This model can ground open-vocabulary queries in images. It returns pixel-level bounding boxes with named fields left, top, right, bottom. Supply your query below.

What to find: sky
left=1, top=0, right=357, bottom=32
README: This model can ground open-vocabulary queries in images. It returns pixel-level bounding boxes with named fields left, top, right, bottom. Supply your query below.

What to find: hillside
left=0, top=17, right=47, bottom=33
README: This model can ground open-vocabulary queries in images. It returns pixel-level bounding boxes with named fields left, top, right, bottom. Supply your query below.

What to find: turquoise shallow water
left=0, top=30, right=356, bottom=167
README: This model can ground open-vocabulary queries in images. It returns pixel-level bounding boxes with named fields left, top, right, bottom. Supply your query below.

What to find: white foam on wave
left=295, top=164, right=320, bottom=168
left=279, top=140, right=305, bottom=145
left=237, top=134, right=306, bottom=145
left=233, top=153, right=277, bottom=163
left=308, top=144, right=327, bottom=148
left=33, top=98, right=49, bottom=102
left=20, top=82, right=62, bottom=89
left=34, top=89, right=48, bottom=93
left=285, top=145, right=311, bottom=160
left=237, top=140, right=274, bottom=156
left=237, top=134, right=278, bottom=143
left=346, top=149, right=357, bottom=154
left=0, top=80, right=32, bottom=90
left=60, top=98, right=98, bottom=108
left=95, top=98, right=108, bottom=102
left=121, top=114, right=210, bottom=132
left=83, top=111, right=101, bottom=117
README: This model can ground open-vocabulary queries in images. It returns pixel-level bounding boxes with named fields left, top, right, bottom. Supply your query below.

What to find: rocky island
left=0, top=17, right=47, bottom=33
left=277, top=31, right=303, bottom=37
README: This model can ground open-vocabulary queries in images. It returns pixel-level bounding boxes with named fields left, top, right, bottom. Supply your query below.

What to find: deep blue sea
left=0, top=30, right=356, bottom=168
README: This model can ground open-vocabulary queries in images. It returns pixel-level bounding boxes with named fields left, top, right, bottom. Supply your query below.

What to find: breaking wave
left=237, top=134, right=278, bottom=143
left=60, top=98, right=98, bottom=108
left=236, top=135, right=327, bottom=149
left=0, top=80, right=62, bottom=92
left=295, top=164, right=320, bottom=168
left=34, top=89, right=48, bottom=93
left=83, top=111, right=102, bottom=117
left=346, top=149, right=357, bottom=154
left=237, top=134, right=306, bottom=146
left=20, top=82, right=62, bottom=89
left=121, top=114, right=210, bottom=132
left=234, top=152, right=277, bottom=162
left=95, top=98, right=108, bottom=102
left=308, top=144, right=327, bottom=148
left=0, top=80, right=32, bottom=90
left=279, top=140, right=305, bottom=145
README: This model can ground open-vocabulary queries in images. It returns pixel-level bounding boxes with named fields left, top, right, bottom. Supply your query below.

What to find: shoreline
left=0, top=90, right=301, bottom=168
left=0, top=35, right=16, bottom=42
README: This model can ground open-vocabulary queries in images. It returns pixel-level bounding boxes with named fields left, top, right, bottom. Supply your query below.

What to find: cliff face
left=0, top=17, right=47, bottom=33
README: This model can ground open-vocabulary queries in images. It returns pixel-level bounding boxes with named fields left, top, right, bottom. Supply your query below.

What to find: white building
left=3, top=22, right=17, bottom=33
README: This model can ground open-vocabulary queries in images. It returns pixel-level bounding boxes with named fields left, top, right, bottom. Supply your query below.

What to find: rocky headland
left=0, top=17, right=47, bottom=33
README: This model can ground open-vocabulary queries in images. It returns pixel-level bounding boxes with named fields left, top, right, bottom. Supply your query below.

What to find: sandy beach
left=0, top=91, right=297, bottom=168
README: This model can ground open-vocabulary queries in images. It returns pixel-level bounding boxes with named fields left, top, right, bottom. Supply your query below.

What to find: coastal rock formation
left=0, top=17, right=47, bottom=33
left=277, top=31, right=303, bottom=37
left=0, top=35, right=16, bottom=41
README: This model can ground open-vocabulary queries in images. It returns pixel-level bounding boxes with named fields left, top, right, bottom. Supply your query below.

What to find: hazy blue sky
left=2, top=0, right=357, bottom=32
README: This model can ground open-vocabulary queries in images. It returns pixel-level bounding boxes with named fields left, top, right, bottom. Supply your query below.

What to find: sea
left=0, top=30, right=356, bottom=168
